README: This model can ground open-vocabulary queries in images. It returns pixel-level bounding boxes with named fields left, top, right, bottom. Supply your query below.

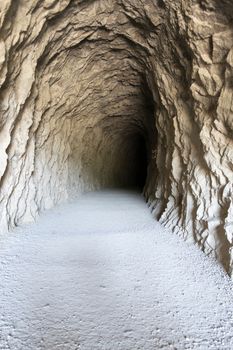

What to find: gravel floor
left=0, top=190, right=233, bottom=350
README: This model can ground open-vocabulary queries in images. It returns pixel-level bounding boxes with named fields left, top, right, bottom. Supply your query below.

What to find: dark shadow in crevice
left=127, top=133, right=148, bottom=191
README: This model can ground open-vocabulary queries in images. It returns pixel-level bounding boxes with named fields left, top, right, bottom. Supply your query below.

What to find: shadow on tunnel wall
left=67, top=76, right=157, bottom=196
left=68, top=126, right=150, bottom=193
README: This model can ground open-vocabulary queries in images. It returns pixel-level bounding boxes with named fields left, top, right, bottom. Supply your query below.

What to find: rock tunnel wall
left=1, top=0, right=233, bottom=275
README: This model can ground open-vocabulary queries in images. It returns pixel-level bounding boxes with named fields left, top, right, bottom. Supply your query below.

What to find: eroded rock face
left=0, top=0, right=233, bottom=274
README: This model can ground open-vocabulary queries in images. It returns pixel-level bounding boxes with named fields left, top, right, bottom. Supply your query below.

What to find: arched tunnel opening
left=1, top=1, right=233, bottom=348
left=0, top=0, right=232, bottom=275
left=71, top=77, right=156, bottom=193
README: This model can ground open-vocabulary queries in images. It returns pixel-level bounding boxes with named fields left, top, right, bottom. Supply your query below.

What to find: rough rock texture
left=0, top=0, right=233, bottom=274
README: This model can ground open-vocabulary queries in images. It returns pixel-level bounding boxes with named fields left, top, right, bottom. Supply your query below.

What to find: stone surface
left=0, top=0, right=233, bottom=275
left=0, top=190, right=233, bottom=350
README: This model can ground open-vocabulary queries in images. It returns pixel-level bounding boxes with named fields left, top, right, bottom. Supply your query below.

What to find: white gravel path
left=0, top=190, right=233, bottom=350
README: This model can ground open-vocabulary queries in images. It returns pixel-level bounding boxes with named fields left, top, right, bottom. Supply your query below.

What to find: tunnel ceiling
left=1, top=0, right=233, bottom=275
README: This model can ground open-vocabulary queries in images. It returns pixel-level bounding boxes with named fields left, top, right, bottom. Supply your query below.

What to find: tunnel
left=0, top=1, right=233, bottom=275
left=1, top=1, right=233, bottom=348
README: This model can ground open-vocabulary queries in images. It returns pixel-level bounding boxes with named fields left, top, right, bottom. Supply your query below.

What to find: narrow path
left=0, top=190, right=233, bottom=350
